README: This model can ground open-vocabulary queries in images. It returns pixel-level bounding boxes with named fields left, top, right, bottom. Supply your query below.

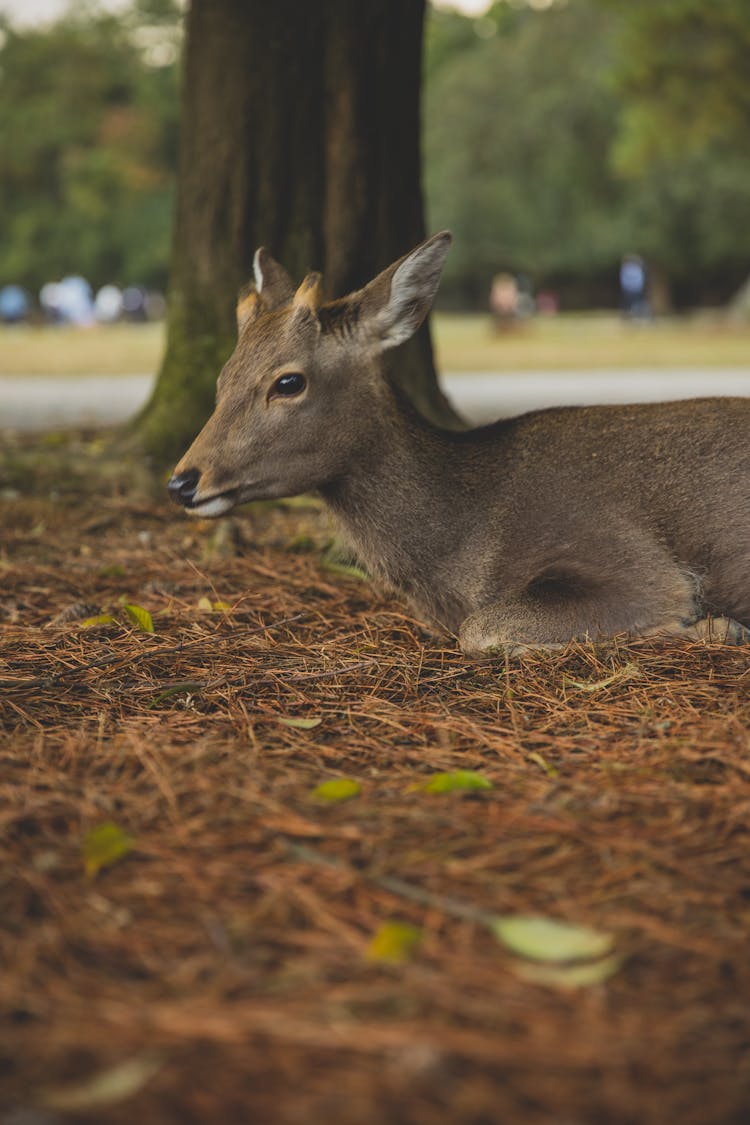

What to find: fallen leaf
left=97, top=563, right=126, bottom=579
left=321, top=560, right=369, bottom=581
left=418, top=770, right=493, bottom=794
left=148, top=682, right=204, bottom=708
left=367, top=920, right=422, bottom=963
left=512, top=954, right=623, bottom=989
left=564, top=662, right=641, bottom=693
left=40, top=1053, right=162, bottom=1111
left=526, top=751, right=558, bottom=777
left=83, top=821, right=136, bottom=878
left=122, top=603, right=154, bottom=634
left=491, top=915, right=614, bottom=963
left=279, top=716, right=323, bottom=730
left=311, top=778, right=362, bottom=803
left=80, top=614, right=118, bottom=629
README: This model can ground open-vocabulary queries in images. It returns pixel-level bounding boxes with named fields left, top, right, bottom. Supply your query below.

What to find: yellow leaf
left=197, top=597, right=232, bottom=613
left=512, top=954, right=623, bottom=989
left=80, top=614, right=117, bottom=629
left=123, top=603, right=154, bottom=633
left=279, top=716, right=322, bottom=730
left=417, top=770, right=493, bottom=794
left=367, top=921, right=422, bottom=964
left=311, top=778, right=361, bottom=803
left=83, top=821, right=136, bottom=878
left=491, top=915, right=614, bottom=963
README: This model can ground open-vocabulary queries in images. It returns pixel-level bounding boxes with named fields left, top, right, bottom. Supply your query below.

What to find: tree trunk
left=134, top=0, right=458, bottom=466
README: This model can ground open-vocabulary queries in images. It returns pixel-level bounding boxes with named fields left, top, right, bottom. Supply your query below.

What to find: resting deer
left=168, top=232, right=750, bottom=655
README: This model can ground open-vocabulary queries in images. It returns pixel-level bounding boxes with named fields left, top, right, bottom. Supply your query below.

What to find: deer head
left=167, top=232, right=452, bottom=516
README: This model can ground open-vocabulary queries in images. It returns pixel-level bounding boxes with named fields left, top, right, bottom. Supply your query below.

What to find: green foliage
left=1, top=0, right=748, bottom=307
left=0, top=2, right=180, bottom=292
left=424, top=0, right=750, bottom=305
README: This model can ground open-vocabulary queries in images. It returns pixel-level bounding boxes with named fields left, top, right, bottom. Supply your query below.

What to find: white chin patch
left=189, top=495, right=235, bottom=518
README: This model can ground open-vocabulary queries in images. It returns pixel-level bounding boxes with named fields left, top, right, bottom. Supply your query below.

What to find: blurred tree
left=424, top=0, right=750, bottom=309
left=608, top=0, right=750, bottom=309
left=0, top=2, right=180, bottom=292
left=135, top=0, right=456, bottom=463
left=424, top=0, right=627, bottom=305
left=610, top=0, right=750, bottom=168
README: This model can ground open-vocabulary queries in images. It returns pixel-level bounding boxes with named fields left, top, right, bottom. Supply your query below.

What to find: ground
left=2, top=431, right=750, bottom=1125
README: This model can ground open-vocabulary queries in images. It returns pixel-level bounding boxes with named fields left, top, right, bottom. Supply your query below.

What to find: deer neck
left=319, top=379, right=465, bottom=626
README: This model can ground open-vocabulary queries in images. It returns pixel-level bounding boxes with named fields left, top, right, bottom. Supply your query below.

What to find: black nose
left=167, top=468, right=201, bottom=506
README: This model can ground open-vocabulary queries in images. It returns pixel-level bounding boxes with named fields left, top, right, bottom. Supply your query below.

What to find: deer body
left=169, top=233, right=750, bottom=654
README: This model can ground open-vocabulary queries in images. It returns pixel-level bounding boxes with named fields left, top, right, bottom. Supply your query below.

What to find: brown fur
left=170, top=233, right=750, bottom=654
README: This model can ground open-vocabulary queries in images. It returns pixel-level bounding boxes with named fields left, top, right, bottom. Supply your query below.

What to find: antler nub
left=293, top=271, right=323, bottom=315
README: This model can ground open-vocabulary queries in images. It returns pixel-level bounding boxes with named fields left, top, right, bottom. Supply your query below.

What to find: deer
left=168, top=232, right=750, bottom=656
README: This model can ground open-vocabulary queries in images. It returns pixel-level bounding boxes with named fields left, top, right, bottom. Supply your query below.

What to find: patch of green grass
left=433, top=312, right=750, bottom=371
left=0, top=323, right=164, bottom=376
left=1, top=313, right=748, bottom=378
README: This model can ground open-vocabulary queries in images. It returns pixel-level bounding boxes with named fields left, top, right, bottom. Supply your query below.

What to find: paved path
left=1, top=369, right=749, bottom=431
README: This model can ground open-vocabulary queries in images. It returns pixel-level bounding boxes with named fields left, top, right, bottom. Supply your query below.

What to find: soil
left=2, top=430, right=750, bottom=1125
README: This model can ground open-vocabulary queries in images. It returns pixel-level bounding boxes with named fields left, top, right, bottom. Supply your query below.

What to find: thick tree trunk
left=134, top=0, right=457, bottom=466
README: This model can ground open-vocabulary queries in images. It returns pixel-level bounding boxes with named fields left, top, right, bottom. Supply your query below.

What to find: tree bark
left=134, top=0, right=457, bottom=466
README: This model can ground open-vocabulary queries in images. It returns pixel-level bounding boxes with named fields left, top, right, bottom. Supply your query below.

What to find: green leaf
left=80, top=614, right=117, bottom=629
left=148, top=681, right=204, bottom=708
left=97, top=564, right=126, bottom=579
left=279, top=716, right=323, bottom=730
left=491, top=915, right=614, bottom=963
left=321, top=560, right=369, bottom=582
left=367, top=921, right=422, bottom=964
left=40, top=1054, right=162, bottom=1111
left=311, top=778, right=362, bottom=803
left=83, top=821, right=136, bottom=878
left=420, top=770, right=493, bottom=794
left=526, top=751, right=558, bottom=778
left=123, top=603, right=154, bottom=633
left=512, top=954, right=623, bottom=989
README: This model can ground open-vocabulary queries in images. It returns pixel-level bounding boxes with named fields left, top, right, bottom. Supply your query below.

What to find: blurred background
left=0, top=0, right=748, bottom=431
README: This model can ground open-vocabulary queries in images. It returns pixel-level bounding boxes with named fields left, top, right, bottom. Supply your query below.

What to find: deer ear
left=252, top=247, right=295, bottom=310
left=360, top=231, right=452, bottom=350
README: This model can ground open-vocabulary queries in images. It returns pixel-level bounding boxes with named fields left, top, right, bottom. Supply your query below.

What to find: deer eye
left=269, top=372, right=306, bottom=399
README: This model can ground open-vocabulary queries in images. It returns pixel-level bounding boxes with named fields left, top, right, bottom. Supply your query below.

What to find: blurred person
left=122, top=285, right=147, bottom=322
left=94, top=284, right=124, bottom=323
left=620, top=254, right=650, bottom=320
left=489, top=271, right=519, bottom=330
left=57, top=276, right=95, bottom=325
left=0, top=284, right=30, bottom=323
left=39, top=281, right=63, bottom=323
